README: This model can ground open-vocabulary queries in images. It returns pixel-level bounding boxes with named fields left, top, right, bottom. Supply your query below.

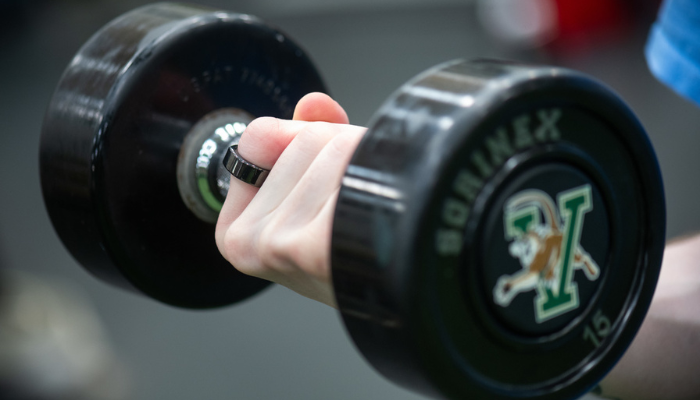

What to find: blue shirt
left=647, top=0, right=700, bottom=105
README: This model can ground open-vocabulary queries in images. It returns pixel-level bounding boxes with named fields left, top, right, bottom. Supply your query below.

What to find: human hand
left=215, top=93, right=366, bottom=307
left=596, top=234, right=700, bottom=400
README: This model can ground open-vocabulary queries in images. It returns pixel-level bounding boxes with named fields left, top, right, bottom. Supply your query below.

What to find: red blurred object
left=477, top=0, right=661, bottom=55
left=548, top=0, right=630, bottom=54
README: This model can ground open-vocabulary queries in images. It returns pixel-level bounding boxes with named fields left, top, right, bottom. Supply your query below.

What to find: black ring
left=223, top=145, right=270, bottom=187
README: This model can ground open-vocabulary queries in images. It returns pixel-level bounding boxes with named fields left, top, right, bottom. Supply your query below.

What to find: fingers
left=293, top=92, right=349, bottom=124
left=215, top=91, right=364, bottom=308
left=273, top=126, right=365, bottom=225
left=245, top=92, right=353, bottom=213
left=236, top=118, right=309, bottom=170
left=216, top=93, right=350, bottom=255
left=215, top=118, right=309, bottom=252
left=243, top=122, right=357, bottom=217
left=235, top=92, right=347, bottom=169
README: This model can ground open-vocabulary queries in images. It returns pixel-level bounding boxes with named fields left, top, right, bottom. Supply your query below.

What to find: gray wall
left=1, top=1, right=699, bottom=399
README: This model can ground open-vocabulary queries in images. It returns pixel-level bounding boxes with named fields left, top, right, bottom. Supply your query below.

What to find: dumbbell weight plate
left=40, top=3, right=665, bottom=397
left=40, top=3, right=328, bottom=308
left=331, top=60, right=665, bottom=399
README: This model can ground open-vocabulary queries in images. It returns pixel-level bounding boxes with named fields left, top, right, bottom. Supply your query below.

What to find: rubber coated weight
left=40, top=3, right=328, bottom=308
left=331, top=60, right=665, bottom=399
left=41, top=5, right=665, bottom=399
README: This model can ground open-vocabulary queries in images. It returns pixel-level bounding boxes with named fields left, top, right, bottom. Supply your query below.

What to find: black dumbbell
left=39, top=3, right=665, bottom=400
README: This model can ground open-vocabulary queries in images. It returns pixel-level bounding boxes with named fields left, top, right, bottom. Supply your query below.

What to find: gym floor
left=1, top=1, right=699, bottom=399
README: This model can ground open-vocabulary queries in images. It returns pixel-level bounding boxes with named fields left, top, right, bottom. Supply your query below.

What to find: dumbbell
left=39, top=3, right=665, bottom=400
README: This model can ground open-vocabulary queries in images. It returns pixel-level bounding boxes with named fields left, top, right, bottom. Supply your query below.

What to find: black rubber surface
left=331, top=59, right=665, bottom=400
left=40, top=3, right=328, bottom=308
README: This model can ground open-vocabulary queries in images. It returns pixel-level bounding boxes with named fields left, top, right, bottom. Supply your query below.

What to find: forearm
left=597, top=234, right=700, bottom=400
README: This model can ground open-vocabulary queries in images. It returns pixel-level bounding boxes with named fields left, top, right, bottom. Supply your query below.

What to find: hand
left=597, top=234, right=700, bottom=400
left=215, top=93, right=366, bottom=307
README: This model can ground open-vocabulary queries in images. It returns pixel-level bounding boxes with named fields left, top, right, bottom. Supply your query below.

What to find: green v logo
left=494, top=185, right=601, bottom=323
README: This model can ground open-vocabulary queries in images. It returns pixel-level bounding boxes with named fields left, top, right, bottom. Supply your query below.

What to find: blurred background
left=0, top=0, right=698, bottom=399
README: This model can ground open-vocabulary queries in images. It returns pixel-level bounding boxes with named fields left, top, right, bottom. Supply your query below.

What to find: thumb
left=293, top=92, right=349, bottom=124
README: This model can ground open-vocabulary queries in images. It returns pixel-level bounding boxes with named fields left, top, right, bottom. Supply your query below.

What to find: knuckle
left=244, top=117, right=278, bottom=137
left=257, top=223, right=292, bottom=271
left=222, top=223, right=255, bottom=275
left=240, top=117, right=280, bottom=147
left=215, top=224, right=228, bottom=259
left=266, top=223, right=329, bottom=281
left=293, top=244, right=327, bottom=280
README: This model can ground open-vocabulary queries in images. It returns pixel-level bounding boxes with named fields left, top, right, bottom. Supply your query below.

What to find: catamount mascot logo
left=493, top=185, right=601, bottom=323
